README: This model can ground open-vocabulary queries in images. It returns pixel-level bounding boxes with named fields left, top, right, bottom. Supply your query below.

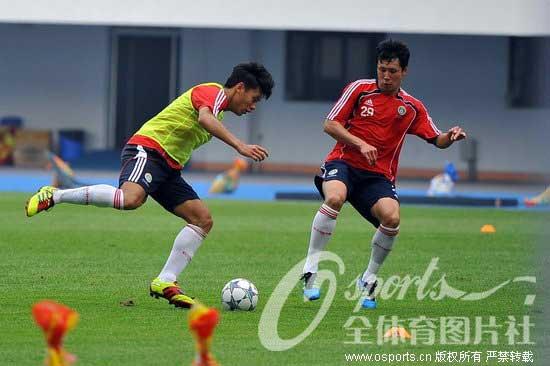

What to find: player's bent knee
left=192, top=214, right=214, bottom=234
left=202, top=216, right=214, bottom=233
left=325, top=195, right=346, bottom=211
left=120, top=182, right=146, bottom=210
left=381, top=213, right=400, bottom=228
left=123, top=193, right=145, bottom=210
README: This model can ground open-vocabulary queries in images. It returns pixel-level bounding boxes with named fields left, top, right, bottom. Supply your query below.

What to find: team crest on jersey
left=397, top=105, right=407, bottom=117
left=397, top=106, right=407, bottom=116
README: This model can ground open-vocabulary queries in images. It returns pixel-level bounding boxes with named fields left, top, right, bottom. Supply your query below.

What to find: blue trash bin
left=59, top=130, right=84, bottom=162
left=1, top=116, right=23, bottom=129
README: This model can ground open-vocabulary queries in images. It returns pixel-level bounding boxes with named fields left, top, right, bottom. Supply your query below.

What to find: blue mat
left=1, top=170, right=546, bottom=211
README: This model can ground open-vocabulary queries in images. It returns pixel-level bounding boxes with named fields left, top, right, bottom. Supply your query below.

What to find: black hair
left=376, top=39, right=410, bottom=69
left=224, top=62, right=274, bottom=99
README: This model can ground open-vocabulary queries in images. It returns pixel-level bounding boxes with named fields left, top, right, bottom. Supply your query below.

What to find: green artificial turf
left=0, top=193, right=546, bottom=365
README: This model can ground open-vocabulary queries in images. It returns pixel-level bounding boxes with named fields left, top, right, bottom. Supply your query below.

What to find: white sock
left=302, top=204, right=339, bottom=276
left=362, top=224, right=399, bottom=283
left=158, top=224, right=206, bottom=283
left=52, top=184, right=124, bottom=209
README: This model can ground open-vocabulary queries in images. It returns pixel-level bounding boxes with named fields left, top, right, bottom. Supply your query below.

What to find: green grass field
left=0, top=192, right=546, bottom=365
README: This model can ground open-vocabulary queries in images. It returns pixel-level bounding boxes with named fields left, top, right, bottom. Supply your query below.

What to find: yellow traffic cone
left=480, top=224, right=496, bottom=233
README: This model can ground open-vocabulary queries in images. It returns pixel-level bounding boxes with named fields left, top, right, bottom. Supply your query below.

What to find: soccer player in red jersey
left=301, top=40, right=466, bottom=309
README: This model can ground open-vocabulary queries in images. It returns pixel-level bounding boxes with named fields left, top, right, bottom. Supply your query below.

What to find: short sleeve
left=191, top=85, right=227, bottom=117
left=408, top=101, right=441, bottom=142
left=325, top=81, right=364, bottom=125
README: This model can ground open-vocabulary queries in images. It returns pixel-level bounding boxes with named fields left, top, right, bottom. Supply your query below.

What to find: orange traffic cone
left=480, top=224, right=496, bottom=233
left=32, top=300, right=79, bottom=366
left=189, top=301, right=221, bottom=366
left=383, top=326, right=411, bottom=339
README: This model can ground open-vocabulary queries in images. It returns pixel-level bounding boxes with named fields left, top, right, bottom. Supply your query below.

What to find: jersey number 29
left=360, top=106, right=374, bottom=117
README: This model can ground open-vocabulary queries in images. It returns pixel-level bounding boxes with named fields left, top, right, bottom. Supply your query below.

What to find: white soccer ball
left=221, top=278, right=259, bottom=311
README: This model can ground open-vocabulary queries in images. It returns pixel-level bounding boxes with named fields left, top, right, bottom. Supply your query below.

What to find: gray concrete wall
left=0, top=23, right=109, bottom=149
left=0, top=23, right=547, bottom=173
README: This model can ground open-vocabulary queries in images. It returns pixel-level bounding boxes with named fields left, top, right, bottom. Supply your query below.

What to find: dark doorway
left=111, top=29, right=179, bottom=148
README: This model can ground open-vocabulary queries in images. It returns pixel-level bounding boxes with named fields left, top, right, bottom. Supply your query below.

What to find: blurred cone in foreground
left=209, top=158, right=249, bottom=194
left=189, top=301, right=221, bottom=366
left=32, top=300, right=79, bottom=366
left=480, top=224, right=496, bottom=233
left=383, top=326, right=411, bottom=339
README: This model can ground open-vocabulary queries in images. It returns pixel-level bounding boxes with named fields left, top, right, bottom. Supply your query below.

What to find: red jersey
left=325, top=79, right=441, bottom=182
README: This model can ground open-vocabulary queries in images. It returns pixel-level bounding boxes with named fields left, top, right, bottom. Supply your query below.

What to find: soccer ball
left=221, top=278, right=258, bottom=311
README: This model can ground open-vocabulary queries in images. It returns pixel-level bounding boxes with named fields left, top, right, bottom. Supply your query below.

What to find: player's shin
left=158, top=224, right=206, bottom=283
left=302, top=204, right=339, bottom=284
left=52, top=184, right=124, bottom=209
left=362, top=224, right=399, bottom=283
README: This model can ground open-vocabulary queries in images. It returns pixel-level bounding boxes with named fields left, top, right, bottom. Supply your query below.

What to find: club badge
left=398, top=106, right=407, bottom=116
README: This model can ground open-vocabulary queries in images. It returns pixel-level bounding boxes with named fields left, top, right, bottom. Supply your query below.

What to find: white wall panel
left=1, top=0, right=549, bottom=36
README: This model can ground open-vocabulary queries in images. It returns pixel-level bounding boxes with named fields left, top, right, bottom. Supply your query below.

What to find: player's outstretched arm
left=434, top=126, right=467, bottom=149
left=198, top=107, right=268, bottom=162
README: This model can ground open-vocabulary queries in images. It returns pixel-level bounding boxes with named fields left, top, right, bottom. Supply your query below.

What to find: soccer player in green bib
left=25, top=62, right=274, bottom=309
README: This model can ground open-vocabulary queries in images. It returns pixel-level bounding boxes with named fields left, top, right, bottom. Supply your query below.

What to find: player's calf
left=174, top=200, right=214, bottom=234
left=25, top=184, right=127, bottom=216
